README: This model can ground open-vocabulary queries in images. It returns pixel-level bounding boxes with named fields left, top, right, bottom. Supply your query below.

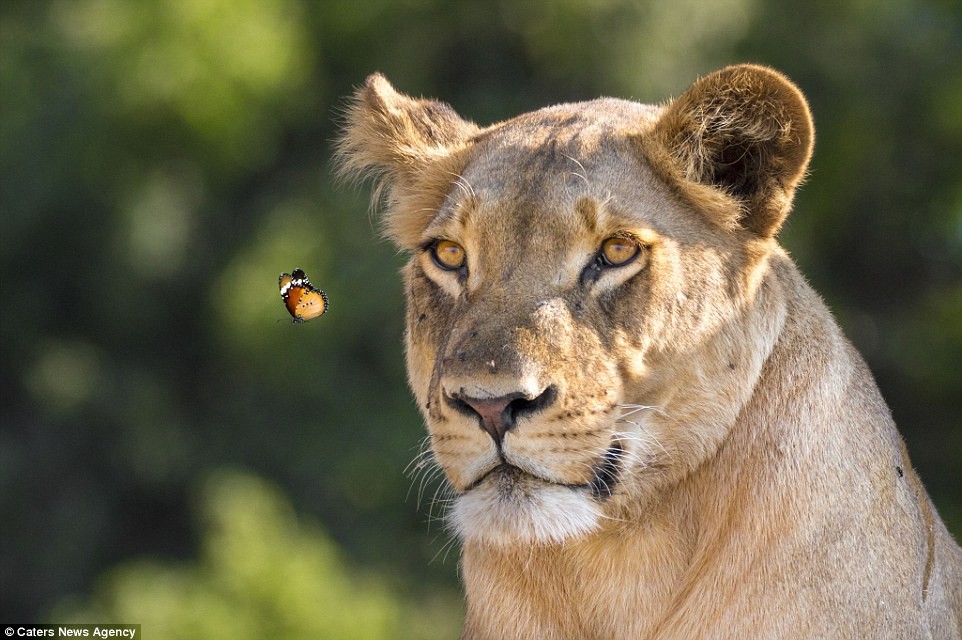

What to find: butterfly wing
left=279, top=273, right=294, bottom=295
left=278, top=272, right=300, bottom=318
left=293, top=289, right=329, bottom=321
left=279, top=269, right=329, bottom=322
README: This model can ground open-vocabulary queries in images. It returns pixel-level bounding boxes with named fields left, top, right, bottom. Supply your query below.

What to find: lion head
left=338, top=65, right=813, bottom=547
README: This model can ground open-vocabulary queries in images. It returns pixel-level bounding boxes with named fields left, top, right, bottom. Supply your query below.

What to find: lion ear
left=645, top=64, right=814, bottom=237
left=336, top=74, right=478, bottom=248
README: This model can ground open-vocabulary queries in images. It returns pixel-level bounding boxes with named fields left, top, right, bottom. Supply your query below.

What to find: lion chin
left=450, top=466, right=605, bottom=546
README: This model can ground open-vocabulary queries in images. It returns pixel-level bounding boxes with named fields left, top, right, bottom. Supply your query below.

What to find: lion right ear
left=336, top=74, right=479, bottom=248
left=644, top=65, right=814, bottom=238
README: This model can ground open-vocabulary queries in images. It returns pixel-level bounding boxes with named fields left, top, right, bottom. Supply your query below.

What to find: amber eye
left=431, top=239, right=467, bottom=270
left=599, top=236, right=640, bottom=267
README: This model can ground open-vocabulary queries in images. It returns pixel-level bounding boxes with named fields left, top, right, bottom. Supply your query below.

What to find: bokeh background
left=2, top=0, right=960, bottom=637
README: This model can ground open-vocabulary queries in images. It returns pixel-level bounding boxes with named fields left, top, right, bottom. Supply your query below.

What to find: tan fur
left=337, top=65, right=962, bottom=639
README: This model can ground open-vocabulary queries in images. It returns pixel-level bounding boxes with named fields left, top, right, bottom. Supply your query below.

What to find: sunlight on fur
left=451, top=480, right=604, bottom=546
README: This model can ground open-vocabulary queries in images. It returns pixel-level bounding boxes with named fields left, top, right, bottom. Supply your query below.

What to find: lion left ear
left=645, top=64, right=814, bottom=238
left=336, top=74, right=479, bottom=248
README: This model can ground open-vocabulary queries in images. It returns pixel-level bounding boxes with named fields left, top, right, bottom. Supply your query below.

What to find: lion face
left=403, top=105, right=763, bottom=546
left=339, top=67, right=813, bottom=546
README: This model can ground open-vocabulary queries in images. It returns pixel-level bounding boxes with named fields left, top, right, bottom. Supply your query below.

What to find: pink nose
left=447, top=386, right=557, bottom=446
left=461, top=396, right=515, bottom=444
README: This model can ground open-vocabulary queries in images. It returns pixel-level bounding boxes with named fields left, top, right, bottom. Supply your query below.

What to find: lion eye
left=431, top=239, right=467, bottom=271
left=598, top=236, right=640, bottom=267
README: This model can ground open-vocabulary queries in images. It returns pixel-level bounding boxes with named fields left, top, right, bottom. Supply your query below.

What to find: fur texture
left=337, top=64, right=962, bottom=639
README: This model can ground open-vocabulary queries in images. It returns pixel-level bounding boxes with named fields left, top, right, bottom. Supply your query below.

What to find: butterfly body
left=279, top=268, right=329, bottom=323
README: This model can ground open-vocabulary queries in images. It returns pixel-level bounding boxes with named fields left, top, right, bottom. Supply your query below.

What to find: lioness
left=338, top=65, right=962, bottom=639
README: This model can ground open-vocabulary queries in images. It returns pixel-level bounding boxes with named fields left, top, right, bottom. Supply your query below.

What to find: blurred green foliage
left=1, top=0, right=959, bottom=631
left=54, top=471, right=461, bottom=640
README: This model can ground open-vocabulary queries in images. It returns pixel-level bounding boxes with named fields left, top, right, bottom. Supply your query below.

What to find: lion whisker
left=429, top=531, right=462, bottom=567
left=560, top=153, right=592, bottom=194
left=611, top=426, right=670, bottom=463
left=614, top=403, right=661, bottom=420
left=446, top=171, right=477, bottom=200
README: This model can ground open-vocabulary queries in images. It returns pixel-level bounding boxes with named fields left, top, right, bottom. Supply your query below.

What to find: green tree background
left=2, top=0, right=960, bottom=635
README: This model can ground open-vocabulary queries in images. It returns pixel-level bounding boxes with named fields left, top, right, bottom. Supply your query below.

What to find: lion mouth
left=587, top=442, right=624, bottom=498
left=466, top=441, right=625, bottom=500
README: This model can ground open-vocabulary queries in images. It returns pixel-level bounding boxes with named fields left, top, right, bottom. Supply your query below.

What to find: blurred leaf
left=55, top=470, right=461, bottom=640
left=50, top=0, right=316, bottom=168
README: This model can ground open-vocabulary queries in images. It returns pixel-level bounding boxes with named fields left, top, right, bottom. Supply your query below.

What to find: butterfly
left=278, top=268, right=329, bottom=323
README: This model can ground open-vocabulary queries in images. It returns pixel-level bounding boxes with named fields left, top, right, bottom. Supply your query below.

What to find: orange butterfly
left=278, top=268, right=329, bottom=323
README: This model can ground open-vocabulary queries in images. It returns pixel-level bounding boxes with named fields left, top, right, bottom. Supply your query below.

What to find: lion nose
left=447, top=386, right=557, bottom=446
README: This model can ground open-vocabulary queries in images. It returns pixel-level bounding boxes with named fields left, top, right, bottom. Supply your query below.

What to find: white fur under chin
left=450, top=481, right=603, bottom=546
